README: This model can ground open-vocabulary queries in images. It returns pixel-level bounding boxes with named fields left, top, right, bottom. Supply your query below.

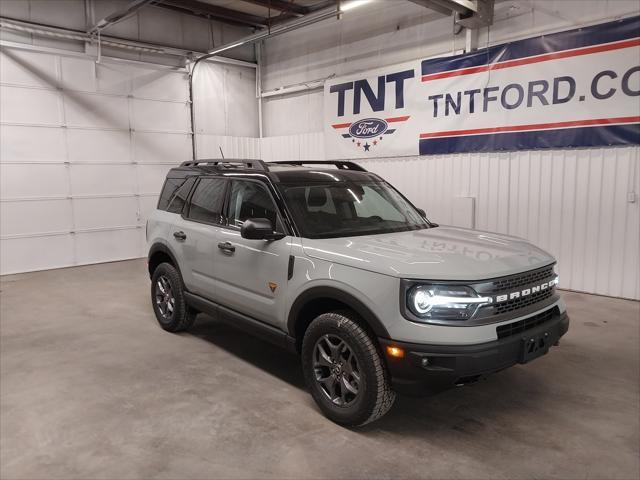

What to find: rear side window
left=158, top=178, right=184, bottom=211
left=167, top=177, right=196, bottom=214
left=187, top=178, right=227, bottom=224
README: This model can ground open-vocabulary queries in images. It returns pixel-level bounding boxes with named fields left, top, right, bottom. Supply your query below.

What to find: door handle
left=173, top=231, right=187, bottom=241
left=217, top=241, right=235, bottom=253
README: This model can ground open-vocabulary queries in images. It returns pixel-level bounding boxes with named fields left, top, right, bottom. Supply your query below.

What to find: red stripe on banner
left=421, top=38, right=640, bottom=82
left=419, top=116, right=640, bottom=139
left=386, top=115, right=411, bottom=122
left=331, top=122, right=351, bottom=129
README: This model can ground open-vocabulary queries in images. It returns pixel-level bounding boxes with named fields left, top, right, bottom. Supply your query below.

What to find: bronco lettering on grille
left=493, top=277, right=558, bottom=303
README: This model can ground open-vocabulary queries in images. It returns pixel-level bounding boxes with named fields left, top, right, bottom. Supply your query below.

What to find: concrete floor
left=1, top=259, right=638, bottom=480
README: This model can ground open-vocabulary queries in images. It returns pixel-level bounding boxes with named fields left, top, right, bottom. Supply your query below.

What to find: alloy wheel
left=313, top=334, right=361, bottom=407
left=155, top=275, right=175, bottom=319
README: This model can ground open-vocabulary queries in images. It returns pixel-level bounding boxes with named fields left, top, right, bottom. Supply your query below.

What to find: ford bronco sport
left=147, top=159, right=569, bottom=426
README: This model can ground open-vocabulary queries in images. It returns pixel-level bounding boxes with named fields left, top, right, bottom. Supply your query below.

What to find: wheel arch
left=148, top=243, right=181, bottom=278
left=287, top=286, right=390, bottom=351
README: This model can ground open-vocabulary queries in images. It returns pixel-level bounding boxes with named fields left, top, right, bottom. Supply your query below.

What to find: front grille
left=496, top=307, right=558, bottom=339
left=488, top=266, right=554, bottom=294
left=493, top=287, right=555, bottom=314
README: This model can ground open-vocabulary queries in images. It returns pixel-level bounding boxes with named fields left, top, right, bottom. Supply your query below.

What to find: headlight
left=407, top=285, right=491, bottom=321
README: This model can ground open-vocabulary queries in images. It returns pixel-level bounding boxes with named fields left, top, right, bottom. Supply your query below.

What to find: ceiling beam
left=156, top=0, right=270, bottom=28
left=407, top=0, right=451, bottom=16
left=240, top=0, right=310, bottom=17
left=408, top=0, right=477, bottom=16
left=88, top=0, right=154, bottom=35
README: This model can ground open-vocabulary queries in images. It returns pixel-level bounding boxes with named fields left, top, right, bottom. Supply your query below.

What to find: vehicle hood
left=301, top=226, right=555, bottom=281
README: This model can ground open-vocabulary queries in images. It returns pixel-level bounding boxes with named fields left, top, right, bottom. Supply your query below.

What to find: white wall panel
left=0, top=235, right=75, bottom=274
left=195, top=135, right=261, bottom=160
left=193, top=62, right=258, bottom=138
left=94, top=62, right=134, bottom=95
left=131, top=99, right=190, bottom=132
left=0, top=86, right=62, bottom=125
left=0, top=48, right=58, bottom=88
left=69, top=164, right=136, bottom=196
left=66, top=129, right=131, bottom=163
left=261, top=132, right=325, bottom=162
left=64, top=93, right=129, bottom=129
left=0, top=125, right=66, bottom=162
left=74, top=229, right=144, bottom=265
left=0, top=164, right=69, bottom=198
left=134, top=132, right=191, bottom=165
left=130, top=68, right=188, bottom=102
left=263, top=91, right=323, bottom=137
left=60, top=56, right=97, bottom=92
left=73, top=197, right=139, bottom=230
left=1, top=199, right=72, bottom=236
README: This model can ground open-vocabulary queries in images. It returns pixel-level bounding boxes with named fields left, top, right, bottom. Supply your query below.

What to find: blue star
left=363, top=142, right=370, bottom=151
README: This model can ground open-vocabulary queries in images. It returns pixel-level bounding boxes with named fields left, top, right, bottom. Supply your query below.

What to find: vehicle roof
left=166, top=159, right=382, bottom=184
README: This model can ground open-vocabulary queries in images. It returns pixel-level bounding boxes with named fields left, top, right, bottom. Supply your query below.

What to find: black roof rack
left=180, top=159, right=268, bottom=171
left=267, top=161, right=367, bottom=172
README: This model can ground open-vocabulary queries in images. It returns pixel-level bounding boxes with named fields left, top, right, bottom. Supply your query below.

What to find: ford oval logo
left=349, top=118, right=388, bottom=139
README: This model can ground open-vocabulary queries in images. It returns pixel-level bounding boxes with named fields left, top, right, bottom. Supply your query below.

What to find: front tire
left=301, top=311, right=396, bottom=426
left=150, top=262, right=197, bottom=332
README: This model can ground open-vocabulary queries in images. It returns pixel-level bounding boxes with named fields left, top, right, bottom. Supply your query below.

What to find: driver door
left=213, top=179, right=291, bottom=328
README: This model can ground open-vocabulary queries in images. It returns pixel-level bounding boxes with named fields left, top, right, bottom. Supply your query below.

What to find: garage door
left=0, top=45, right=192, bottom=275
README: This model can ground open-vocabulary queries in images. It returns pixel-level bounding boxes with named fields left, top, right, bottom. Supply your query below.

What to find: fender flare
left=287, top=286, right=390, bottom=339
left=147, top=242, right=182, bottom=277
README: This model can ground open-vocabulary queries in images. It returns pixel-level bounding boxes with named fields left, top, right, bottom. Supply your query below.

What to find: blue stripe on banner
left=421, top=16, right=640, bottom=76
left=342, top=134, right=351, bottom=138
left=419, top=124, right=640, bottom=155
left=384, top=129, right=396, bottom=134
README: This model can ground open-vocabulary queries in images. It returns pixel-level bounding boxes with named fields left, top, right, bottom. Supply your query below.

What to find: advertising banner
left=324, top=16, right=640, bottom=158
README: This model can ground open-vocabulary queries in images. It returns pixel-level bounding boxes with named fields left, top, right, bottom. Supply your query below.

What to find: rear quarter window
left=167, top=177, right=196, bottom=214
left=158, top=178, right=185, bottom=211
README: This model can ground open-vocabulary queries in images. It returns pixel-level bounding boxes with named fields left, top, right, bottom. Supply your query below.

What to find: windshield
left=279, top=181, right=429, bottom=239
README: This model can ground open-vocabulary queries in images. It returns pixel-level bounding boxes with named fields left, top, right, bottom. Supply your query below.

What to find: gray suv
left=147, top=159, right=569, bottom=426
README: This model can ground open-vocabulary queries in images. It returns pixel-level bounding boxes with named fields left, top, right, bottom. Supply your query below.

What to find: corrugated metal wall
left=362, top=148, right=640, bottom=301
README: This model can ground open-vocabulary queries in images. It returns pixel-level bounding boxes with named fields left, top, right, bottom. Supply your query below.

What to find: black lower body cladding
left=379, top=309, right=570, bottom=396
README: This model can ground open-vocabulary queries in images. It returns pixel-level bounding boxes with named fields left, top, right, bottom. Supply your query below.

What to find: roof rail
left=267, top=161, right=367, bottom=172
left=180, top=159, right=268, bottom=171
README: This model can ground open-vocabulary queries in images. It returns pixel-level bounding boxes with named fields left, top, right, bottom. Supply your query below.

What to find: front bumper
left=379, top=309, right=569, bottom=396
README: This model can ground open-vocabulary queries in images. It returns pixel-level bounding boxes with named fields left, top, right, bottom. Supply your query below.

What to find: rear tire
left=301, top=311, right=396, bottom=426
left=150, top=262, right=197, bottom=332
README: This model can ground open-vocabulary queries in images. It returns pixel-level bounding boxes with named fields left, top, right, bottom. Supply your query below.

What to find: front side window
left=279, top=181, right=428, bottom=239
left=187, top=178, right=226, bottom=224
left=227, top=180, right=281, bottom=230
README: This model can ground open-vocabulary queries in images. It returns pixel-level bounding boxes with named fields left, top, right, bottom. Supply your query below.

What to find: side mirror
left=240, top=218, right=285, bottom=240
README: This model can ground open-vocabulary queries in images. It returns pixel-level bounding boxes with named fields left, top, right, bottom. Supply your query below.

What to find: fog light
left=386, top=346, right=405, bottom=358
left=421, top=357, right=430, bottom=367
